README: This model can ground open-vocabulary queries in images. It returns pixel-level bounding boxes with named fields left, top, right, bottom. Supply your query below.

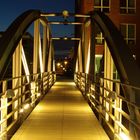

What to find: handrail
left=91, top=12, right=140, bottom=87
left=0, top=71, right=56, bottom=139
left=74, top=72, right=140, bottom=140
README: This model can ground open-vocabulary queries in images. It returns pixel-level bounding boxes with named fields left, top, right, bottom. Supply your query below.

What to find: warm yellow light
left=105, top=102, right=109, bottom=121
left=91, top=94, right=95, bottom=99
left=31, top=82, right=36, bottom=94
left=119, top=132, right=130, bottom=140
left=62, top=10, right=69, bottom=17
left=85, top=20, right=91, bottom=27
left=86, top=39, right=90, bottom=74
left=19, top=108, right=24, bottom=113
left=57, top=63, right=61, bottom=67
left=87, top=93, right=90, bottom=97
left=37, top=93, right=41, bottom=97
left=75, top=58, right=78, bottom=72
left=22, top=47, right=30, bottom=82
left=39, top=34, right=43, bottom=73
left=64, top=61, right=68, bottom=65
left=64, top=37, right=68, bottom=40
left=23, top=104, right=30, bottom=110
left=91, top=87, right=95, bottom=91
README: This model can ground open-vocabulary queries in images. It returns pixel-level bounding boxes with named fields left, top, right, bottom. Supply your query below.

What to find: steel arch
left=0, top=10, right=49, bottom=78
left=91, top=11, right=140, bottom=87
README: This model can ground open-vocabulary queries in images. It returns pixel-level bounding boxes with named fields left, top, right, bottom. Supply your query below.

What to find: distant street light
left=64, top=61, right=68, bottom=65
left=57, top=62, right=61, bottom=67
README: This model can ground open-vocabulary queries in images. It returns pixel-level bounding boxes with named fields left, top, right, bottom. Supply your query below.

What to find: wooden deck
left=11, top=80, right=110, bottom=140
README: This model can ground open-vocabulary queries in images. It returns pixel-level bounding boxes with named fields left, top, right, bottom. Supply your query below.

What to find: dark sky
left=0, top=0, right=75, bottom=37
left=0, top=0, right=76, bottom=57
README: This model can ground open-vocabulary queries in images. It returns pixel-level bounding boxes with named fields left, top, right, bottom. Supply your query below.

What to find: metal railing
left=0, top=71, right=56, bottom=139
left=74, top=72, right=140, bottom=140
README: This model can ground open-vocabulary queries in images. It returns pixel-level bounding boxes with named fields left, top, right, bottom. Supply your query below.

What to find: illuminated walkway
left=11, top=80, right=109, bottom=140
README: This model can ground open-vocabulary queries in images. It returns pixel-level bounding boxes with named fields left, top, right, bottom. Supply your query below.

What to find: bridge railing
left=0, top=71, right=56, bottom=139
left=74, top=72, right=140, bottom=140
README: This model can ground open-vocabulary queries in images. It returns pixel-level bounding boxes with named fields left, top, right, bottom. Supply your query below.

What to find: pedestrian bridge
left=0, top=10, right=140, bottom=140
left=11, top=79, right=109, bottom=140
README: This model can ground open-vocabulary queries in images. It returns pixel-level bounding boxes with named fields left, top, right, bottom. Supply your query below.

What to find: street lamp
left=62, top=10, right=69, bottom=18
left=64, top=61, right=68, bottom=65
left=57, top=62, right=61, bottom=67
left=62, top=10, right=69, bottom=25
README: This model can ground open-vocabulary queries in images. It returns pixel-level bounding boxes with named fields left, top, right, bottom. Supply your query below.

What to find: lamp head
left=62, top=10, right=69, bottom=18
left=5, top=89, right=15, bottom=98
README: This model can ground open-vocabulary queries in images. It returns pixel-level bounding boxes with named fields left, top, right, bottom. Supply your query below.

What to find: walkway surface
left=12, top=80, right=110, bottom=140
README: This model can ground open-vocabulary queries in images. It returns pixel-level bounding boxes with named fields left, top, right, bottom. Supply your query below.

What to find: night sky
left=0, top=0, right=76, bottom=56
left=0, top=0, right=75, bottom=37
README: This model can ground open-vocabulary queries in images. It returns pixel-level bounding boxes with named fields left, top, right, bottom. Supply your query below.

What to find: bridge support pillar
left=43, top=25, right=47, bottom=72
left=104, top=41, right=113, bottom=122
left=84, top=20, right=91, bottom=74
left=33, top=20, right=40, bottom=75
left=12, top=40, right=22, bottom=120
left=76, top=40, right=83, bottom=72
left=47, top=39, right=53, bottom=72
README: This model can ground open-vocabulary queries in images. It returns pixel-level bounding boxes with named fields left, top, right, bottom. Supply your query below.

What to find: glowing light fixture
left=62, top=10, right=69, bottom=18
left=85, top=20, right=91, bottom=27
left=119, top=132, right=130, bottom=140
left=37, top=93, right=41, bottom=97
left=5, top=89, right=15, bottom=98
left=87, top=92, right=91, bottom=97
left=19, top=108, right=24, bottom=113
left=64, top=37, right=68, bottom=40
left=57, top=63, right=61, bottom=67
left=64, top=61, right=68, bottom=65
left=23, top=104, right=30, bottom=110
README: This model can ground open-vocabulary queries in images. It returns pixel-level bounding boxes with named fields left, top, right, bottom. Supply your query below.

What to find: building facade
left=75, top=0, right=140, bottom=68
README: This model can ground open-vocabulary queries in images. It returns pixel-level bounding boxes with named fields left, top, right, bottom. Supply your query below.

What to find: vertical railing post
left=42, top=72, right=44, bottom=95
left=33, top=19, right=40, bottom=104
left=1, top=81, right=7, bottom=140
left=128, top=87, right=137, bottom=139
left=99, top=78, right=103, bottom=124
left=21, top=76, right=26, bottom=104
left=114, top=82, right=121, bottom=139
left=85, top=73, right=90, bottom=96
left=104, top=41, right=113, bottom=122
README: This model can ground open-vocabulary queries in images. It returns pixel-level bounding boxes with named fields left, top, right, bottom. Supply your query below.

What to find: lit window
left=95, top=55, right=103, bottom=73
left=120, top=0, right=136, bottom=14
left=96, top=32, right=104, bottom=44
left=120, top=24, right=136, bottom=46
left=95, top=25, right=104, bottom=44
left=94, top=0, right=110, bottom=13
